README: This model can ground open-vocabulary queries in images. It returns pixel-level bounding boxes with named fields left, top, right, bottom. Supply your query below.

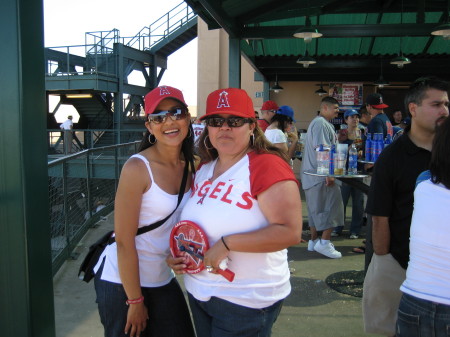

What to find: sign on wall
left=329, top=83, right=363, bottom=108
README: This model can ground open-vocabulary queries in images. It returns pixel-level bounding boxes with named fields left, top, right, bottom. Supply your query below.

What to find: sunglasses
left=205, top=117, right=252, bottom=128
left=148, top=108, right=188, bottom=124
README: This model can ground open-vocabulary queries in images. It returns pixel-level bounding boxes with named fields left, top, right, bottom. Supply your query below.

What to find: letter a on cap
left=217, top=91, right=231, bottom=108
left=159, top=86, right=171, bottom=96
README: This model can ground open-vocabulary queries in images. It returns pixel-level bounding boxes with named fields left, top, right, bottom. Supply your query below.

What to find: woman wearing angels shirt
left=168, top=88, right=302, bottom=337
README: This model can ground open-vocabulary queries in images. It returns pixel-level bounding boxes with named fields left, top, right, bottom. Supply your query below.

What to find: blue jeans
left=396, top=293, right=450, bottom=337
left=188, top=293, right=283, bottom=337
left=335, top=182, right=364, bottom=235
left=94, top=262, right=195, bottom=337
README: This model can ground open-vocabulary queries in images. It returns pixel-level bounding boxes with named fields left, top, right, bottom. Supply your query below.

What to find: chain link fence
left=48, top=141, right=140, bottom=275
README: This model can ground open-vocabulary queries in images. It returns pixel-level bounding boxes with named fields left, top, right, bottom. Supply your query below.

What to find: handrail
left=49, top=141, right=140, bottom=275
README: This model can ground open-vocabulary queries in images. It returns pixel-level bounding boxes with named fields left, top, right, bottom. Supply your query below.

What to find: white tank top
left=94, top=154, right=190, bottom=287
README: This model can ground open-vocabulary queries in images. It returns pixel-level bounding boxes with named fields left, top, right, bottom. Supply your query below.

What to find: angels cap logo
left=217, top=90, right=231, bottom=109
left=159, top=86, right=171, bottom=96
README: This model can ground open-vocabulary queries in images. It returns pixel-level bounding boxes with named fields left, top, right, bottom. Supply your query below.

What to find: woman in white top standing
left=168, top=88, right=302, bottom=337
left=264, top=105, right=299, bottom=163
left=94, top=86, right=195, bottom=337
left=396, top=116, right=450, bottom=337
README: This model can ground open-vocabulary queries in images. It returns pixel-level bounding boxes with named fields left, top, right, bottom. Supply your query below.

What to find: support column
left=0, top=0, right=55, bottom=336
left=228, top=38, right=241, bottom=88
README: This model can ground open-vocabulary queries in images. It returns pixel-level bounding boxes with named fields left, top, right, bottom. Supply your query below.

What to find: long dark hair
left=197, top=119, right=289, bottom=163
left=137, top=119, right=195, bottom=172
left=430, top=117, right=450, bottom=189
left=269, top=113, right=292, bottom=132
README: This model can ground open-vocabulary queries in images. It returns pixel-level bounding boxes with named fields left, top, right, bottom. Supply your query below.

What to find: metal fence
left=48, top=129, right=145, bottom=155
left=48, top=141, right=140, bottom=275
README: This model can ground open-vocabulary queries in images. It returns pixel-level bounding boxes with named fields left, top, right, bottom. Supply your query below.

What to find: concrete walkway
left=54, top=210, right=383, bottom=337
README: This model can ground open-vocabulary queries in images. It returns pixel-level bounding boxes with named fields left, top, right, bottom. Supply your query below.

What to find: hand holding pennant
left=170, top=220, right=235, bottom=282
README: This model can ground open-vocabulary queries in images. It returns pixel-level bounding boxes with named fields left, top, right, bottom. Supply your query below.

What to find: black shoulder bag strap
left=107, top=160, right=190, bottom=244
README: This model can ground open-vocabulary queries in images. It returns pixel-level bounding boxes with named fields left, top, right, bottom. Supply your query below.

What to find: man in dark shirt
left=366, top=92, right=393, bottom=139
left=362, top=77, right=449, bottom=336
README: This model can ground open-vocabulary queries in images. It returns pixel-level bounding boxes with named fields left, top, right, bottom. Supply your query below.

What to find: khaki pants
left=362, top=253, right=406, bottom=336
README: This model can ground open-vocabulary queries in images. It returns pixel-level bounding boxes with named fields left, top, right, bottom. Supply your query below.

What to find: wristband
left=126, top=296, right=144, bottom=305
left=221, top=236, right=230, bottom=251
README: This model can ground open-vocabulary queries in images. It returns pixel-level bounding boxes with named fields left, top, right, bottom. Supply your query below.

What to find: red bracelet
left=126, top=296, right=144, bottom=305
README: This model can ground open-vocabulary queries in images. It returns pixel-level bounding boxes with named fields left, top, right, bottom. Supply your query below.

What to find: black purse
left=78, top=161, right=189, bottom=283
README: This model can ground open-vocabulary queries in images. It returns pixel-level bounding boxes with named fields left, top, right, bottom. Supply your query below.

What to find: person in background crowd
left=265, top=105, right=299, bottom=164
left=168, top=88, right=302, bottom=337
left=94, top=86, right=196, bottom=337
left=391, top=109, right=403, bottom=126
left=300, top=96, right=344, bottom=259
left=363, top=76, right=449, bottom=337
left=258, top=100, right=279, bottom=132
left=60, top=115, right=74, bottom=154
left=366, top=92, right=393, bottom=139
left=334, top=109, right=364, bottom=239
left=396, top=116, right=450, bottom=337
left=358, top=106, right=372, bottom=132
left=192, top=117, right=206, bottom=153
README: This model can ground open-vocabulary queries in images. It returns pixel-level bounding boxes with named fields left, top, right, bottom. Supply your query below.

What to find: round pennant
left=170, top=220, right=209, bottom=274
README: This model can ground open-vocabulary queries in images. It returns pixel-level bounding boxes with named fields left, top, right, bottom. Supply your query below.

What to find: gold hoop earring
left=148, top=133, right=156, bottom=144
left=204, top=135, right=214, bottom=150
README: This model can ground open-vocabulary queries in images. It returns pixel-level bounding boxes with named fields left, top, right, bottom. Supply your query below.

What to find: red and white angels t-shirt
left=181, top=151, right=298, bottom=309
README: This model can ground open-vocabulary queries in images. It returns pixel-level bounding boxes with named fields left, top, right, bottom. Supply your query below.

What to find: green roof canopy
left=186, top=0, right=450, bottom=82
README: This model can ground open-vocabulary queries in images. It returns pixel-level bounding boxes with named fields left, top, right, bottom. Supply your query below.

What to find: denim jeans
left=396, top=293, right=450, bottom=337
left=335, top=182, right=364, bottom=235
left=188, top=292, right=283, bottom=337
left=94, top=262, right=195, bottom=337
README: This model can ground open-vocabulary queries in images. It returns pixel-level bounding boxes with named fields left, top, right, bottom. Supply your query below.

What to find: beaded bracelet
left=221, top=236, right=230, bottom=251
left=126, top=296, right=144, bottom=305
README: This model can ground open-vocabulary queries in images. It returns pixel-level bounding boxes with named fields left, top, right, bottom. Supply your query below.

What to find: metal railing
left=45, top=2, right=195, bottom=78
left=48, top=141, right=140, bottom=275
left=126, top=2, right=196, bottom=51
left=48, top=129, right=145, bottom=155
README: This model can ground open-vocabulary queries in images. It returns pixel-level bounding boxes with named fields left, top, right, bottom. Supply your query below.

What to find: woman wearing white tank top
left=94, top=86, right=195, bottom=337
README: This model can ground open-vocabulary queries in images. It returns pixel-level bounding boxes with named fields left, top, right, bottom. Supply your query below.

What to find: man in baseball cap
left=365, top=93, right=393, bottom=139
left=258, top=100, right=279, bottom=132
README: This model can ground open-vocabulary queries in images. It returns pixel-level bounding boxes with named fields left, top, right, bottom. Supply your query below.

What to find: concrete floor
left=54, top=189, right=383, bottom=337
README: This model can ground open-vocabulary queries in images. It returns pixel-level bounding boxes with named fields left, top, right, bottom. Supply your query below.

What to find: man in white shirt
left=60, top=115, right=73, bottom=153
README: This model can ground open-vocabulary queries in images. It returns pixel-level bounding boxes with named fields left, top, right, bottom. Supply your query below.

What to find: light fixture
left=390, top=0, right=411, bottom=68
left=66, top=93, right=93, bottom=99
left=374, top=57, right=390, bottom=88
left=432, top=23, right=450, bottom=39
left=390, top=54, right=411, bottom=69
left=270, top=74, right=284, bottom=93
left=297, top=51, right=316, bottom=68
left=293, top=16, right=322, bottom=43
left=315, top=83, right=327, bottom=96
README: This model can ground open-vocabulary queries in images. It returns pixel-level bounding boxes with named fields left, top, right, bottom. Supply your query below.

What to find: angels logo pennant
left=217, top=90, right=231, bottom=109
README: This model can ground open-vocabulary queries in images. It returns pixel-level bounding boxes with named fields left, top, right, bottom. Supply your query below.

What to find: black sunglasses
left=148, top=107, right=188, bottom=124
left=204, top=117, right=252, bottom=128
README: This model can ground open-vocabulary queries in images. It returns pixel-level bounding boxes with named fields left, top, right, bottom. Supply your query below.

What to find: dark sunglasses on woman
left=148, top=107, right=188, bottom=124
left=205, top=117, right=252, bottom=128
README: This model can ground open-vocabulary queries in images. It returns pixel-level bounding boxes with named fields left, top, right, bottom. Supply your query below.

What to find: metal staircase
left=45, top=2, right=197, bottom=152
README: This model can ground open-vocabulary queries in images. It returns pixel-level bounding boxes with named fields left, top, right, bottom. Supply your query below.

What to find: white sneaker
left=308, top=239, right=319, bottom=251
left=314, top=241, right=342, bottom=259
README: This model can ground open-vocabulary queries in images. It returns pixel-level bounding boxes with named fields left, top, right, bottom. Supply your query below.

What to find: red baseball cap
left=261, top=100, right=279, bottom=111
left=365, top=93, right=389, bottom=109
left=200, top=88, right=255, bottom=120
left=144, top=86, right=187, bottom=115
